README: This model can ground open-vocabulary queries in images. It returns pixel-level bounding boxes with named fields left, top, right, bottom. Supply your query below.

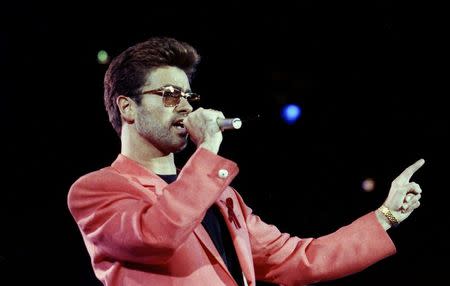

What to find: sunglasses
left=142, top=85, right=200, bottom=107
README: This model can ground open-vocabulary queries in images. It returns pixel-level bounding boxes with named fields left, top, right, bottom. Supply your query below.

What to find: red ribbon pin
left=226, top=198, right=241, bottom=229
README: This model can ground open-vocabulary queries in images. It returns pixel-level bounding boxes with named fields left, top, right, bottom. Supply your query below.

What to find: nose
left=174, top=96, right=193, bottom=114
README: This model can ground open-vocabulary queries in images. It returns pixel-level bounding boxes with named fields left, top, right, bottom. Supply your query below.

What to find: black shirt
left=158, top=174, right=243, bottom=286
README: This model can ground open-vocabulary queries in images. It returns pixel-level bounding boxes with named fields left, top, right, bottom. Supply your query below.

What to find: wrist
left=375, top=209, right=391, bottom=231
left=199, top=142, right=220, bottom=154
left=198, top=136, right=222, bottom=154
left=376, top=205, right=399, bottom=230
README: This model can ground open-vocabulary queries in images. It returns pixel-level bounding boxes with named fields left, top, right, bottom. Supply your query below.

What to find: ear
left=116, top=95, right=136, bottom=124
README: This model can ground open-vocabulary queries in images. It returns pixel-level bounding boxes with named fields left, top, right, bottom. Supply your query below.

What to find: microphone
left=216, top=118, right=242, bottom=131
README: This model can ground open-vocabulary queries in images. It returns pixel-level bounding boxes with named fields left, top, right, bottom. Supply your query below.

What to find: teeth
left=173, top=118, right=185, bottom=129
left=173, top=121, right=184, bottom=128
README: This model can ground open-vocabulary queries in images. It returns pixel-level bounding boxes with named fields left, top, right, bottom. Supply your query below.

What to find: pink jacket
left=67, top=148, right=396, bottom=286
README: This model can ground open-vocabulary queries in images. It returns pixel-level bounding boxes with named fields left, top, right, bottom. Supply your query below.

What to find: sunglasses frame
left=142, top=85, right=200, bottom=107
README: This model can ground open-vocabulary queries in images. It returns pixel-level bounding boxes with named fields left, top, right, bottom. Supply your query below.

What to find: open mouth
left=172, top=119, right=187, bottom=133
left=173, top=120, right=184, bottom=128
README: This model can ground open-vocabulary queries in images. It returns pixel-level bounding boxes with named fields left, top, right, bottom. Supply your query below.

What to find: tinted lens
left=162, top=89, right=182, bottom=107
left=187, top=93, right=200, bottom=103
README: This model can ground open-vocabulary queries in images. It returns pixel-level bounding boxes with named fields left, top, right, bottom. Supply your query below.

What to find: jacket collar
left=110, top=154, right=167, bottom=188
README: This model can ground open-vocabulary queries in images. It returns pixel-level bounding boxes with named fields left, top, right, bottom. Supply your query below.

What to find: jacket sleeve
left=235, top=194, right=396, bottom=286
left=67, top=148, right=238, bottom=265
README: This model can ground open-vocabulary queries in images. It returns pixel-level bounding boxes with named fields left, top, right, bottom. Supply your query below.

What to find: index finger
left=395, top=158, right=425, bottom=184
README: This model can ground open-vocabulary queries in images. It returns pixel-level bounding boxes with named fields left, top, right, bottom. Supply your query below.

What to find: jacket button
left=218, top=169, right=229, bottom=179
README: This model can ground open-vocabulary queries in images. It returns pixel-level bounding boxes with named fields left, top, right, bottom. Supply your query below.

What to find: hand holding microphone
left=184, top=108, right=226, bottom=154
left=184, top=108, right=246, bottom=154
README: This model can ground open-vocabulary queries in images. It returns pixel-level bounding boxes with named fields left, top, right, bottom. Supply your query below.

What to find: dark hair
left=104, top=37, right=201, bottom=136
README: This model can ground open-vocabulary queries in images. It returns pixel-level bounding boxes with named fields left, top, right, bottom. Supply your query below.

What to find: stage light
left=362, top=178, right=375, bottom=192
left=281, top=104, right=302, bottom=124
left=97, top=50, right=109, bottom=64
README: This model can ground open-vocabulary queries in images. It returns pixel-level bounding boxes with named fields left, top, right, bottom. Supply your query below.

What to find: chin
left=171, top=139, right=188, bottom=153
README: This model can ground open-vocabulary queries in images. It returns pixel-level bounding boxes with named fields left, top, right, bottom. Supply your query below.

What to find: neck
left=120, top=126, right=177, bottom=175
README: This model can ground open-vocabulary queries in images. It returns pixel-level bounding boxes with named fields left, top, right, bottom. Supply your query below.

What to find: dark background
left=1, top=1, right=448, bottom=285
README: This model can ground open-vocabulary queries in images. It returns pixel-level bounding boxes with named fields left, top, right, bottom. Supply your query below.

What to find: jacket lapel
left=217, top=189, right=255, bottom=286
left=193, top=225, right=233, bottom=279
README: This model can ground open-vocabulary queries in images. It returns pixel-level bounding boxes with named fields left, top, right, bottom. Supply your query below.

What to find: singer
left=67, top=37, right=424, bottom=286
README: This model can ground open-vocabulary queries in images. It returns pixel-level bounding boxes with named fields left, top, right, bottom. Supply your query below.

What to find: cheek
left=137, top=105, right=171, bottom=128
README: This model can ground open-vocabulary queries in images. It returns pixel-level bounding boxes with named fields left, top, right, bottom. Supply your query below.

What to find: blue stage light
left=281, top=104, right=301, bottom=124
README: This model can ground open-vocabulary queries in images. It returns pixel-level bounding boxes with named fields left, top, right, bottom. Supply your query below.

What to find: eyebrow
left=162, top=84, right=192, bottom=93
